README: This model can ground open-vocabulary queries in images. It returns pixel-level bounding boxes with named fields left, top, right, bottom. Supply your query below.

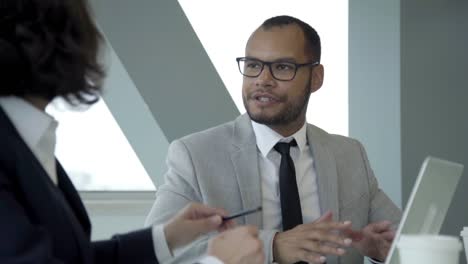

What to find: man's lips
left=250, top=92, right=280, bottom=104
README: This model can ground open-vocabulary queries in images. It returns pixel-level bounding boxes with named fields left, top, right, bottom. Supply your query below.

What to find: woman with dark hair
left=0, top=1, right=264, bottom=263
left=0, top=0, right=104, bottom=104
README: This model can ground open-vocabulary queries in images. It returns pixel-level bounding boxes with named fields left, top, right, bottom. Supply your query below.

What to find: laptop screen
left=385, top=157, right=464, bottom=264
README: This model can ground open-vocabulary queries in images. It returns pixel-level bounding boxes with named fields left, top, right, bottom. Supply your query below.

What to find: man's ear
left=310, top=64, right=324, bottom=93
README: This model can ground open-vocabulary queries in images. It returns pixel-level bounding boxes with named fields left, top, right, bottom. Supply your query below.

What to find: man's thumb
left=192, top=215, right=222, bottom=234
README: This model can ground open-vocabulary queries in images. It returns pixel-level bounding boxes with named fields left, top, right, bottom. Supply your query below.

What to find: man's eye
left=246, top=62, right=261, bottom=68
left=275, top=63, right=294, bottom=71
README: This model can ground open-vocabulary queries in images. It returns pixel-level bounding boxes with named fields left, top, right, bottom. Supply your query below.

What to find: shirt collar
left=251, top=120, right=307, bottom=157
left=0, top=96, right=58, bottom=152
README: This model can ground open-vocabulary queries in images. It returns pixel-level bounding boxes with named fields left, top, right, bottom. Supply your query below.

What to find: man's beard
left=244, top=79, right=311, bottom=126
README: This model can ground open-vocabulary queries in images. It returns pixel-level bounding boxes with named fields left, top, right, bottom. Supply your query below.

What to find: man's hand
left=273, top=211, right=353, bottom=264
left=208, top=226, right=264, bottom=264
left=163, top=203, right=235, bottom=252
left=345, top=221, right=395, bottom=262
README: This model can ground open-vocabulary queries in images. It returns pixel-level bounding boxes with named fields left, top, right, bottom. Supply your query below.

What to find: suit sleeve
left=145, top=139, right=275, bottom=264
left=0, top=170, right=63, bottom=264
left=356, top=140, right=402, bottom=228
left=92, top=228, right=158, bottom=264
left=145, top=139, right=209, bottom=263
left=0, top=168, right=157, bottom=264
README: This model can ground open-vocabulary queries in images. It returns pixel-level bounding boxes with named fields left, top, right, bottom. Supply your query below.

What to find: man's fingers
left=315, top=211, right=333, bottom=223
left=191, top=215, right=223, bottom=235
left=213, top=208, right=229, bottom=217
left=381, top=230, right=396, bottom=241
left=300, top=250, right=327, bottom=264
left=343, top=228, right=364, bottom=242
left=184, top=203, right=218, bottom=218
left=297, top=221, right=354, bottom=247
left=370, top=221, right=392, bottom=233
left=306, top=219, right=352, bottom=232
left=218, top=218, right=237, bottom=232
left=301, top=240, right=347, bottom=256
left=244, top=225, right=259, bottom=237
left=306, top=230, right=352, bottom=247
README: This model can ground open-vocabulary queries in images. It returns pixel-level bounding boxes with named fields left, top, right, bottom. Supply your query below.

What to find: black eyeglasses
left=236, top=57, right=319, bottom=81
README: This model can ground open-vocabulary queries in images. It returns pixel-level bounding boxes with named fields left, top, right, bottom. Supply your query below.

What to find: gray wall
left=349, top=0, right=402, bottom=207
left=349, top=2, right=402, bottom=263
left=401, top=1, right=468, bottom=261
left=351, top=0, right=468, bottom=249
left=100, top=43, right=170, bottom=187
left=351, top=1, right=468, bottom=262
left=91, top=0, right=239, bottom=187
left=92, top=0, right=238, bottom=142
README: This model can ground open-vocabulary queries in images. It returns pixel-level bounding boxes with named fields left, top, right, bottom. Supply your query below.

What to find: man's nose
left=255, top=65, right=275, bottom=87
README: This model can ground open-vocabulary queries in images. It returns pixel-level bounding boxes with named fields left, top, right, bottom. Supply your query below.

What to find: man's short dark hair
left=0, top=0, right=105, bottom=105
left=261, top=15, right=321, bottom=62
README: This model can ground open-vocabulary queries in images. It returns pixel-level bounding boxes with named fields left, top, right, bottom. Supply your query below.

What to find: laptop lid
left=385, top=156, right=464, bottom=264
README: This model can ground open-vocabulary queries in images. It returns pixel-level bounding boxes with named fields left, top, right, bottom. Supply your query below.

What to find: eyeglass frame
left=236, top=57, right=319, bottom=81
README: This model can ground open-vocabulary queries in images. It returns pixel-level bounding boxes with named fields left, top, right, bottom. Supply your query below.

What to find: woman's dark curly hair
left=0, top=0, right=105, bottom=105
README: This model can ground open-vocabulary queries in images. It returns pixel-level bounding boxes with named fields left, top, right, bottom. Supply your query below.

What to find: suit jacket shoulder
left=307, top=122, right=361, bottom=150
left=306, top=122, right=372, bottom=171
left=173, top=114, right=255, bottom=162
left=178, top=118, right=236, bottom=147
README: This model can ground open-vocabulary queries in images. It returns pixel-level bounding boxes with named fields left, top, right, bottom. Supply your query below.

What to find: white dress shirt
left=251, top=121, right=322, bottom=229
left=252, top=121, right=384, bottom=264
left=0, top=96, right=58, bottom=185
left=0, top=96, right=222, bottom=264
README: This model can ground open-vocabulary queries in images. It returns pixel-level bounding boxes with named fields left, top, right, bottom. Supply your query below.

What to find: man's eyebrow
left=244, top=56, right=298, bottom=63
left=272, top=57, right=297, bottom=63
left=243, top=56, right=259, bottom=60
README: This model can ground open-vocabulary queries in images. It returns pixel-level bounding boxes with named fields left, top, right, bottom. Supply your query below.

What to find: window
left=46, top=46, right=155, bottom=191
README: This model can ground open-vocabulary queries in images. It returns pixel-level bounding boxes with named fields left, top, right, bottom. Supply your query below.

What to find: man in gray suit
left=146, top=15, right=401, bottom=264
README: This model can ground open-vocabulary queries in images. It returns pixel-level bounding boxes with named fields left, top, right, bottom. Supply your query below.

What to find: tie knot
left=274, top=139, right=297, bottom=155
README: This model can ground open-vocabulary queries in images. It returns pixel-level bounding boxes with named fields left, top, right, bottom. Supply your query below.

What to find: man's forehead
left=245, top=25, right=306, bottom=60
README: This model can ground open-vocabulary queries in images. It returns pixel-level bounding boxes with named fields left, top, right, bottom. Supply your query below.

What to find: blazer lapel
left=307, top=124, right=340, bottom=221
left=307, top=125, right=340, bottom=264
left=55, top=164, right=93, bottom=264
left=230, top=114, right=262, bottom=227
left=57, top=162, right=91, bottom=236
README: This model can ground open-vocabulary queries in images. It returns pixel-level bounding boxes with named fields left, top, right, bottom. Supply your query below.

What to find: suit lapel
left=230, top=114, right=262, bottom=227
left=307, top=125, right=340, bottom=264
left=57, top=162, right=91, bottom=236
left=307, top=124, right=340, bottom=221
left=55, top=164, right=93, bottom=264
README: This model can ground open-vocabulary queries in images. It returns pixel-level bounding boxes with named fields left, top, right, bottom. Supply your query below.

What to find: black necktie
left=274, top=140, right=303, bottom=231
left=275, top=140, right=306, bottom=264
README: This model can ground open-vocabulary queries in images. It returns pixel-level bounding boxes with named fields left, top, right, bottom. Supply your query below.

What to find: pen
left=222, top=206, right=263, bottom=221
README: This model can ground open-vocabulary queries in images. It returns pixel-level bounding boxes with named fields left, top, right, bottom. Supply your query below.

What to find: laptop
left=385, top=156, right=464, bottom=264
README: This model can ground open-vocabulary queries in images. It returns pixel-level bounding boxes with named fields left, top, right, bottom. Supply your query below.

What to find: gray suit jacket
left=146, top=114, right=401, bottom=264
